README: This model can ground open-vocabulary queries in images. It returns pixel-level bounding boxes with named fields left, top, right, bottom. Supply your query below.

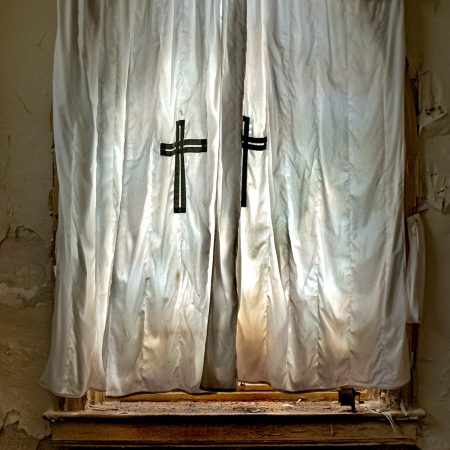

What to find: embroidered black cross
left=160, top=120, right=207, bottom=213
left=241, top=116, right=267, bottom=207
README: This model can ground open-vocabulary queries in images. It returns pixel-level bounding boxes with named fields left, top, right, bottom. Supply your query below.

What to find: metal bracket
left=338, top=387, right=363, bottom=412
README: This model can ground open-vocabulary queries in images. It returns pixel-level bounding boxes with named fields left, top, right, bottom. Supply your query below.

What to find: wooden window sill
left=45, top=397, right=423, bottom=448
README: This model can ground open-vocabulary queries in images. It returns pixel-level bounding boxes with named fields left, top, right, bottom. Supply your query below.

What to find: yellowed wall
left=406, top=2, right=450, bottom=449
left=0, top=0, right=56, bottom=448
left=0, top=1, right=449, bottom=449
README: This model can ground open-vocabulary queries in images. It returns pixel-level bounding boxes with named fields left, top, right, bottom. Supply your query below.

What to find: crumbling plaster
left=0, top=1, right=449, bottom=450
left=0, top=0, right=56, bottom=448
left=405, top=1, right=450, bottom=450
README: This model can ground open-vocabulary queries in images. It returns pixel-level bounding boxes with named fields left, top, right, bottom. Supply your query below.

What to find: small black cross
left=160, top=120, right=207, bottom=213
left=241, top=116, right=267, bottom=207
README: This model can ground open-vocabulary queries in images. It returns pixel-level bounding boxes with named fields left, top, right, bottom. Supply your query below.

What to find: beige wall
left=406, top=2, right=450, bottom=449
left=0, top=1, right=449, bottom=449
left=0, top=0, right=56, bottom=448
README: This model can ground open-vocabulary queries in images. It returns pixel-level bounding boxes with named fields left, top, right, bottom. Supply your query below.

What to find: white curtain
left=406, top=213, right=425, bottom=324
left=237, top=0, right=410, bottom=390
left=42, top=0, right=410, bottom=397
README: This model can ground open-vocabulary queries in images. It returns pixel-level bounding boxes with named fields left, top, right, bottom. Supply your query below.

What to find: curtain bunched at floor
left=42, top=0, right=411, bottom=398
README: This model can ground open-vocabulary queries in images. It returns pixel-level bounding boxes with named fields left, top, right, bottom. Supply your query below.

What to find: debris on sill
left=44, top=399, right=425, bottom=419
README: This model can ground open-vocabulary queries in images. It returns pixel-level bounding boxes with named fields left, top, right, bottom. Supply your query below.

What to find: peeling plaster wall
left=405, top=2, right=450, bottom=450
left=0, top=0, right=56, bottom=449
left=0, top=1, right=449, bottom=450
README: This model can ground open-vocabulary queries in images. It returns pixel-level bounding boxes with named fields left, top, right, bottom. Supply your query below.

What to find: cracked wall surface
left=405, top=1, right=450, bottom=450
left=0, top=1, right=450, bottom=450
left=0, top=0, right=56, bottom=448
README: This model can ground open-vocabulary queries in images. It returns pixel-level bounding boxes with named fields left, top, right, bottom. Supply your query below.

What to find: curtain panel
left=42, top=0, right=410, bottom=398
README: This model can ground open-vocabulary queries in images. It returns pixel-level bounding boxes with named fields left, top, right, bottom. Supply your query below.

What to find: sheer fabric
left=42, top=0, right=242, bottom=397
left=237, top=0, right=410, bottom=390
left=42, top=0, right=410, bottom=397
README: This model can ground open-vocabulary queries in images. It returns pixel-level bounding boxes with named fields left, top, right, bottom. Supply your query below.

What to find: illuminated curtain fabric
left=42, top=0, right=410, bottom=397
left=41, top=0, right=243, bottom=397
left=237, top=0, right=409, bottom=390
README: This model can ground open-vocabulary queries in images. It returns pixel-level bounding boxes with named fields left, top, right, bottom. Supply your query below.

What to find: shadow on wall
left=405, top=1, right=450, bottom=450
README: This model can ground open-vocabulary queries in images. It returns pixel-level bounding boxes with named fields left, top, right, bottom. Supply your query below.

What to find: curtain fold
left=42, top=0, right=410, bottom=397
left=406, top=213, right=425, bottom=324
left=200, top=0, right=246, bottom=390
left=237, top=0, right=409, bottom=390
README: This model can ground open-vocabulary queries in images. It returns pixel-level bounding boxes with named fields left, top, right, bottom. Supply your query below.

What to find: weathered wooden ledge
left=45, top=400, right=423, bottom=448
